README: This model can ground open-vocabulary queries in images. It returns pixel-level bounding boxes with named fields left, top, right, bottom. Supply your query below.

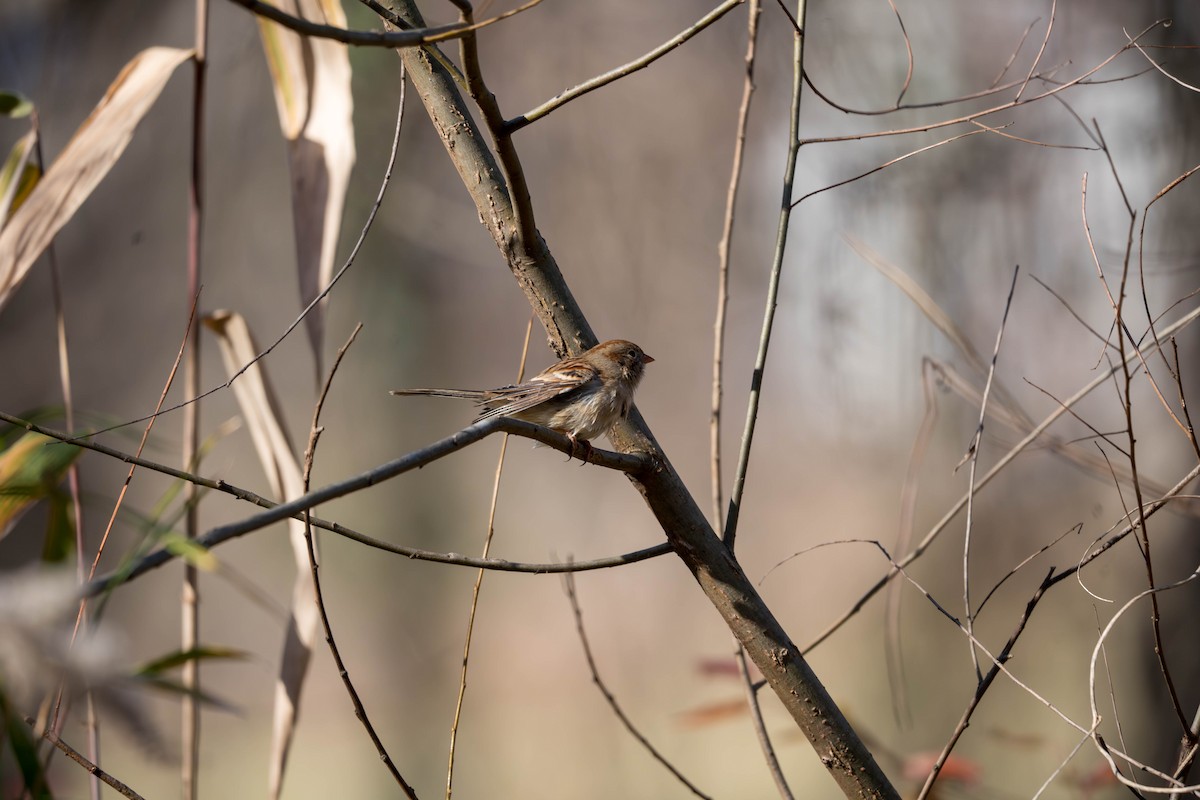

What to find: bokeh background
left=2, top=0, right=1200, bottom=796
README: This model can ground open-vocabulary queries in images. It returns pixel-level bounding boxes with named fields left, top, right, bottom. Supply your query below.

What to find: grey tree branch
left=391, top=2, right=898, bottom=796
left=69, top=415, right=653, bottom=595
left=1, top=410, right=670, bottom=575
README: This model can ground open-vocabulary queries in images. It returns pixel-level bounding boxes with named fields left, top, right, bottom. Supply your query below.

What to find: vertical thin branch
left=446, top=317, right=533, bottom=799
left=734, top=644, right=793, bottom=799
left=724, top=0, right=807, bottom=551
left=182, top=3, right=208, bottom=796
left=885, top=358, right=941, bottom=728
left=710, top=9, right=790, bottom=794
left=300, top=324, right=419, bottom=798
left=961, top=265, right=1020, bottom=682
left=30, top=107, right=100, bottom=800
left=713, top=0, right=761, bottom=534
left=1083, top=166, right=1190, bottom=735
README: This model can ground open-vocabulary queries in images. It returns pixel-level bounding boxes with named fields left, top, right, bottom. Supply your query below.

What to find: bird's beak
left=642, top=353, right=655, bottom=364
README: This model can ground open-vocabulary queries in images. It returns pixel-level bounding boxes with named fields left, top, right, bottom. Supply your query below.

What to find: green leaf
left=0, top=90, right=34, bottom=118
left=160, top=533, right=218, bottom=572
left=0, top=433, right=81, bottom=541
left=138, top=675, right=238, bottom=713
left=137, top=645, right=249, bottom=676
left=41, top=491, right=75, bottom=563
left=0, top=130, right=40, bottom=224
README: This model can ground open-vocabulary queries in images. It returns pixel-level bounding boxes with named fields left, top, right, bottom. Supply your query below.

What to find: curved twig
left=505, top=0, right=745, bottom=133
left=300, top=325, right=418, bottom=795
left=564, top=571, right=713, bottom=799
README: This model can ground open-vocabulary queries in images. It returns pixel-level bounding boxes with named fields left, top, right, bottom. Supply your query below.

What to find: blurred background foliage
left=1, top=0, right=1199, bottom=797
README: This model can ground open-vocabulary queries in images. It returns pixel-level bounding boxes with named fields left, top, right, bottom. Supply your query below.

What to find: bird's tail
left=389, top=387, right=487, bottom=400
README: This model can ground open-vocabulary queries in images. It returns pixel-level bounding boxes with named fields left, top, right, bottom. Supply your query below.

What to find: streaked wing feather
left=471, top=366, right=593, bottom=423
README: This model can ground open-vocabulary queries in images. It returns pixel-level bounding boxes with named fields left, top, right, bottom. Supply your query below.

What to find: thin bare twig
left=446, top=318, right=533, bottom=799
left=990, top=16, right=1040, bottom=88
left=724, top=2, right=808, bottom=551
left=563, top=570, right=713, bottom=799
left=1087, top=570, right=1200, bottom=795
left=2, top=409, right=668, bottom=576
left=917, top=569, right=1055, bottom=800
left=802, top=301, right=1200, bottom=654
left=31, top=105, right=100, bottom=797
left=883, top=0, right=913, bottom=106
left=790, top=125, right=996, bottom=208
left=804, top=60, right=1067, bottom=116
left=27, top=717, right=145, bottom=800
left=300, top=324, right=418, bottom=797
left=714, top=0, right=761, bottom=536
left=506, top=0, right=745, bottom=132
left=800, top=21, right=1167, bottom=144
left=1015, top=0, right=1055, bottom=101
left=960, top=265, right=1020, bottom=682
left=769, top=0, right=800, bottom=32
left=78, top=414, right=653, bottom=595
left=1137, top=160, right=1200, bottom=453
left=1125, top=27, right=1200, bottom=94
left=735, top=643, right=793, bottom=799
left=885, top=358, right=941, bottom=728
left=1087, top=146, right=1192, bottom=737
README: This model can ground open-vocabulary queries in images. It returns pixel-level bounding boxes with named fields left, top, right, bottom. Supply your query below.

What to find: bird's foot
left=566, top=434, right=593, bottom=464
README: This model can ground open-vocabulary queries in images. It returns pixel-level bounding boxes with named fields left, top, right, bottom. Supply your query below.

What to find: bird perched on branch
left=391, top=339, right=654, bottom=459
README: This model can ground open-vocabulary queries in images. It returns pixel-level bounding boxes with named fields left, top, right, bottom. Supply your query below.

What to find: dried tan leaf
left=676, top=698, right=749, bottom=728
left=0, top=47, right=192, bottom=313
left=202, top=310, right=317, bottom=800
left=256, top=0, right=356, bottom=374
left=901, top=751, right=981, bottom=784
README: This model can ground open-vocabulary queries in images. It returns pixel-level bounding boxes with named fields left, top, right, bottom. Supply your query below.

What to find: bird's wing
left=471, top=364, right=595, bottom=423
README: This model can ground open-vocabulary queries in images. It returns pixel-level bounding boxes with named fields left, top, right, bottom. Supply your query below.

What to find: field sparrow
left=391, top=339, right=654, bottom=454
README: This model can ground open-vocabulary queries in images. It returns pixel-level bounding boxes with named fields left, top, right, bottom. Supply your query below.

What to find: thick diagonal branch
left=390, top=4, right=897, bottom=797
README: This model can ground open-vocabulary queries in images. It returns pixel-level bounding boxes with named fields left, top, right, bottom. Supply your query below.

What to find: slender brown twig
left=960, top=265, right=1020, bottom=682
left=883, top=0, right=913, bottom=106
left=446, top=318, right=533, bottom=799
left=723, top=0, right=808, bottom=551
left=299, top=324, right=419, bottom=797
left=505, top=0, right=745, bottom=133
left=735, top=643, right=792, bottom=799
left=563, top=570, right=713, bottom=799
left=3, top=410, right=666, bottom=577
left=803, top=301, right=1200, bottom=654
left=31, top=106, right=100, bottom=800
left=74, top=414, right=653, bottom=595
left=714, top=0, right=761, bottom=536
left=1083, top=150, right=1191, bottom=736
left=916, top=570, right=1055, bottom=800
left=800, top=21, right=1166, bottom=144
left=1015, top=0, right=1055, bottom=101
left=26, top=717, right=145, bottom=800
